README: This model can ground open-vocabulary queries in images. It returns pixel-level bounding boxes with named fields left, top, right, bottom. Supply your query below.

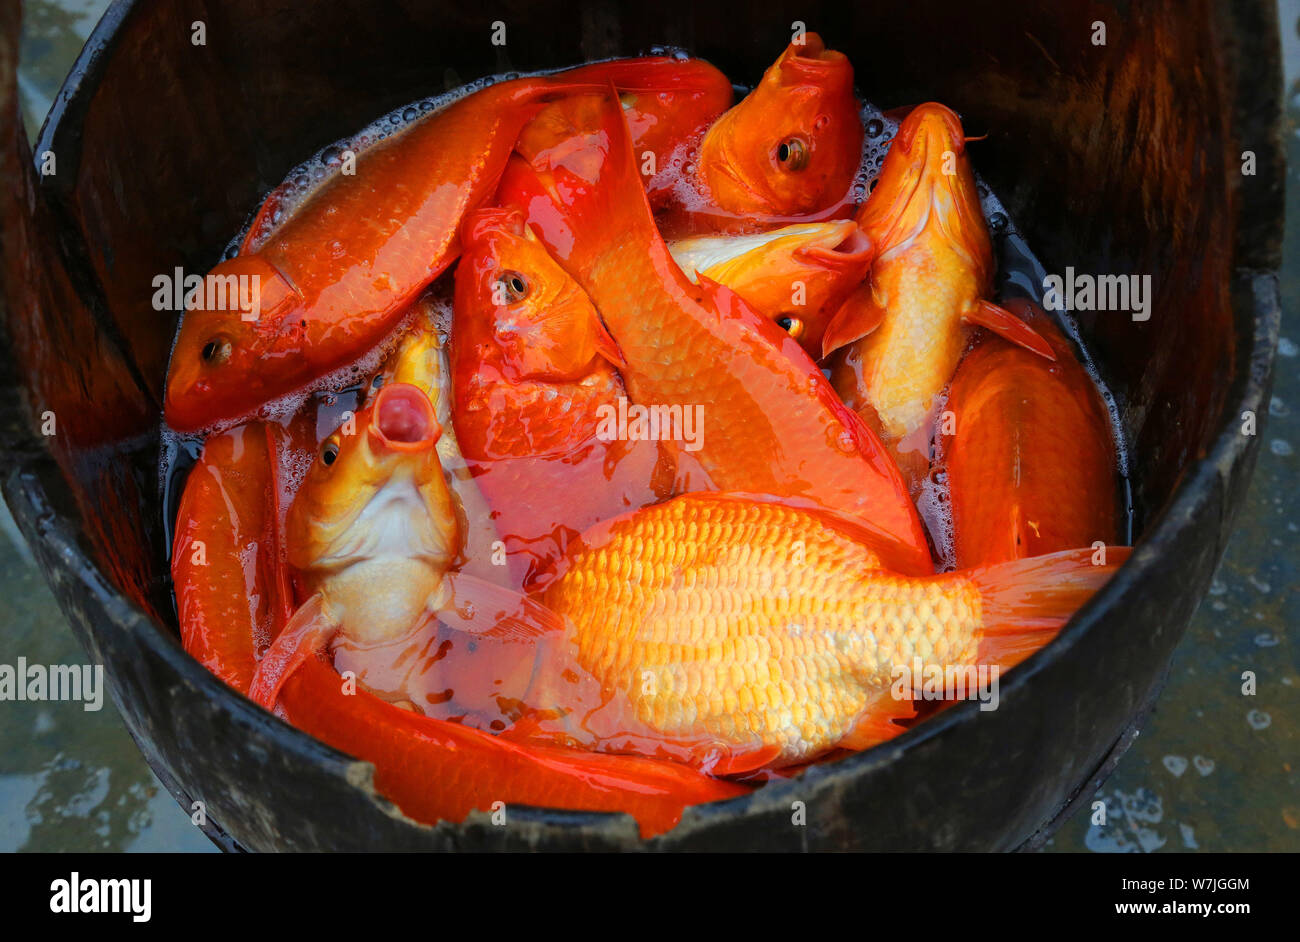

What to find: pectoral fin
left=964, top=300, right=1056, bottom=360
left=838, top=691, right=918, bottom=751
left=238, top=181, right=292, bottom=253
left=435, top=572, right=566, bottom=641
left=590, top=313, right=628, bottom=370
left=247, top=594, right=336, bottom=710
left=821, top=281, right=885, bottom=357
left=702, top=742, right=785, bottom=776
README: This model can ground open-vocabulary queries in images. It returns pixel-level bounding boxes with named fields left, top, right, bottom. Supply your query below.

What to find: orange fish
left=667, top=220, right=871, bottom=357
left=163, top=76, right=606, bottom=433
left=940, top=298, right=1120, bottom=568
left=165, top=58, right=727, bottom=434
left=279, top=653, right=746, bottom=838
left=824, top=102, right=1053, bottom=479
left=502, top=493, right=1129, bottom=772
left=449, top=206, right=668, bottom=586
left=452, top=207, right=626, bottom=461
left=171, top=423, right=288, bottom=693
left=497, top=91, right=932, bottom=572
left=694, top=33, right=863, bottom=220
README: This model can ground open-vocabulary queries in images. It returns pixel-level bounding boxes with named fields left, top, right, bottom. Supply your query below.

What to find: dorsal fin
left=964, top=300, right=1055, bottom=360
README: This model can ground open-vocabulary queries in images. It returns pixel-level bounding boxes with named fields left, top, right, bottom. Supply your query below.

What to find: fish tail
left=497, top=85, right=652, bottom=275
left=970, top=546, right=1131, bottom=671
left=575, top=88, right=659, bottom=265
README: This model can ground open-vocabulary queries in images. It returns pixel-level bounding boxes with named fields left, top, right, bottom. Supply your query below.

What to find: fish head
left=856, top=102, right=991, bottom=276
left=669, top=220, right=872, bottom=356
left=286, top=382, right=460, bottom=581
left=164, top=255, right=301, bottom=432
left=697, top=34, right=863, bottom=217
left=455, top=206, right=623, bottom=383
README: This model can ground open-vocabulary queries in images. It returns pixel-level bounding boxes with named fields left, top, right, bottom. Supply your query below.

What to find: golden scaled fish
left=667, top=220, right=872, bottom=358
left=824, top=103, right=1053, bottom=467
left=501, top=493, right=1128, bottom=773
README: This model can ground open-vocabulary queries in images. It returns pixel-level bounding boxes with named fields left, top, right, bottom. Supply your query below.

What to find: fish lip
left=369, top=382, right=440, bottom=452
left=795, top=223, right=874, bottom=269
left=779, top=34, right=853, bottom=87
left=896, top=103, right=965, bottom=157
left=793, top=32, right=827, bottom=58
left=162, top=377, right=194, bottom=429
left=164, top=366, right=227, bottom=433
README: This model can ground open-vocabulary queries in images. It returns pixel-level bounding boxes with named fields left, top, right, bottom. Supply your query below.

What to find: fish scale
left=535, top=494, right=986, bottom=765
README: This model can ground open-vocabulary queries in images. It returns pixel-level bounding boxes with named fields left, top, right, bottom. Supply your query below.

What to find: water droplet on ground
left=1162, top=755, right=1188, bottom=776
left=1247, top=709, right=1272, bottom=730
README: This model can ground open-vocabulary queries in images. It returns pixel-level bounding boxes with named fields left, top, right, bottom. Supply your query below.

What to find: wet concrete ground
left=0, top=0, right=1294, bottom=852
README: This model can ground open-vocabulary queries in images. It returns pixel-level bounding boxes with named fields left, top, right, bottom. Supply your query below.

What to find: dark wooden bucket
left=0, top=0, right=1283, bottom=850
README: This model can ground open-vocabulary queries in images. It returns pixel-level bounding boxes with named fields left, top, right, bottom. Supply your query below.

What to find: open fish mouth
left=371, top=382, right=440, bottom=451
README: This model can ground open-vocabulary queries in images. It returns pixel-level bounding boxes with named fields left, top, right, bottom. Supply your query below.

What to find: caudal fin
left=499, top=87, right=658, bottom=276
left=971, top=546, right=1131, bottom=671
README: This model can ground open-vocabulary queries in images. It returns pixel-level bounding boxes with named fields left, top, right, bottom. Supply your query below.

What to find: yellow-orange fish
left=506, top=493, right=1127, bottom=772
left=369, top=312, right=502, bottom=580
left=668, top=220, right=871, bottom=357
left=247, top=381, right=460, bottom=708
left=825, top=103, right=1052, bottom=466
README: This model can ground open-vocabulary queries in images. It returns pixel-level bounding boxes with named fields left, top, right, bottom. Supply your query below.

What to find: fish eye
left=320, top=438, right=340, bottom=466
left=496, top=271, right=529, bottom=304
left=776, top=137, right=809, bottom=171
left=371, top=374, right=385, bottom=390
left=200, top=335, right=233, bottom=366
left=776, top=315, right=805, bottom=339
